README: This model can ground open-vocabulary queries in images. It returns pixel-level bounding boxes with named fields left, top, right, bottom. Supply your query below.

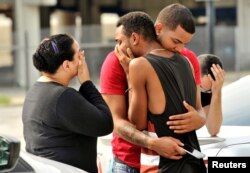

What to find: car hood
left=20, top=151, right=88, bottom=173
left=197, top=125, right=250, bottom=138
left=198, top=126, right=250, bottom=157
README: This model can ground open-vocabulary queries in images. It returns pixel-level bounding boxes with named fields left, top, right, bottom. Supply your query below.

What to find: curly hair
left=116, top=11, right=157, bottom=42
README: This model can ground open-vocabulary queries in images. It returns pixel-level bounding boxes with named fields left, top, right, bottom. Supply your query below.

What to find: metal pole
left=206, top=0, right=216, bottom=54
left=24, top=31, right=29, bottom=91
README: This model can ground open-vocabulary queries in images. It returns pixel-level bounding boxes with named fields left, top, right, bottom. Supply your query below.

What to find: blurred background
left=0, top=0, right=250, bottom=151
left=0, top=0, right=250, bottom=90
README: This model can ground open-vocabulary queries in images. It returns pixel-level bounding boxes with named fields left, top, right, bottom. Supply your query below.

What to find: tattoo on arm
left=117, top=122, right=149, bottom=148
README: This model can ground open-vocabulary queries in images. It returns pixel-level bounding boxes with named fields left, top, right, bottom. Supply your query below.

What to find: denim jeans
left=109, top=156, right=139, bottom=173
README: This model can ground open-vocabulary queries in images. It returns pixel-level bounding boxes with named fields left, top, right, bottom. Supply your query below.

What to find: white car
left=197, top=126, right=250, bottom=164
left=0, top=135, right=88, bottom=173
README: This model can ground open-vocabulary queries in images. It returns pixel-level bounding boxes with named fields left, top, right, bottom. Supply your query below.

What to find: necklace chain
left=149, top=48, right=166, bottom=53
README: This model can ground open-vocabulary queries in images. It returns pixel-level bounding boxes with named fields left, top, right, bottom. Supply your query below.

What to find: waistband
left=114, top=156, right=124, bottom=164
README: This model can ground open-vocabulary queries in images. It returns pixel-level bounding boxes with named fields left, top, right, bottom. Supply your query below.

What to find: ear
left=155, top=22, right=163, bottom=36
left=62, top=60, right=70, bottom=71
left=131, top=32, right=140, bottom=46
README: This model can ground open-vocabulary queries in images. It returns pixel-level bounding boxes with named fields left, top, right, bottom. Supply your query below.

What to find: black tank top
left=145, top=53, right=206, bottom=173
left=201, top=91, right=212, bottom=107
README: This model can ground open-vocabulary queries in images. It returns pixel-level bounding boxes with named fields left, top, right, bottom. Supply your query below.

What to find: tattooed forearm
left=116, top=120, right=149, bottom=148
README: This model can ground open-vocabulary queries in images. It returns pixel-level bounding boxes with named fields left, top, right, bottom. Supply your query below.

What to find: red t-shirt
left=180, top=47, right=201, bottom=85
left=100, top=51, right=141, bottom=168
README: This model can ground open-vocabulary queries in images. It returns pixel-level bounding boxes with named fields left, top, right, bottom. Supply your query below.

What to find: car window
left=223, top=113, right=250, bottom=126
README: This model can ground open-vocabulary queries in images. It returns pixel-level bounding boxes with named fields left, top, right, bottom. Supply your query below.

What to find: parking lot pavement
left=0, top=86, right=26, bottom=106
left=0, top=105, right=25, bottom=149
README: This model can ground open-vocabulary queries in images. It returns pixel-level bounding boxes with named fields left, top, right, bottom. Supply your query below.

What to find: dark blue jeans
left=109, top=156, right=139, bottom=173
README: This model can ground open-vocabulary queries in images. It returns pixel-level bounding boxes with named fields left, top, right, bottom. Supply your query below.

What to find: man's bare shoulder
left=130, top=56, right=150, bottom=67
left=129, top=57, right=153, bottom=81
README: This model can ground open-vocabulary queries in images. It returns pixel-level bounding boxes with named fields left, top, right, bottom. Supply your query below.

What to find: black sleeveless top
left=145, top=53, right=206, bottom=173
left=201, top=91, right=212, bottom=107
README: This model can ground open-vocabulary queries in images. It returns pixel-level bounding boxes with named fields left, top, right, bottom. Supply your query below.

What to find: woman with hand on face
left=22, top=34, right=113, bottom=173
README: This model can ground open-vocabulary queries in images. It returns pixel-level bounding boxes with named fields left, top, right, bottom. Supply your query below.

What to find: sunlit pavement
left=0, top=105, right=25, bottom=148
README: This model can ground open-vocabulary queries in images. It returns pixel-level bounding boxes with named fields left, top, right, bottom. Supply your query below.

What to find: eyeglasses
left=200, top=86, right=212, bottom=94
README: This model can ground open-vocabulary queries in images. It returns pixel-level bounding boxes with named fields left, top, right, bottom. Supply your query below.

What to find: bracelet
left=125, top=88, right=131, bottom=93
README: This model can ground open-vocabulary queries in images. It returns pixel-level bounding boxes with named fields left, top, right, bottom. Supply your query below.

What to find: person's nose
left=174, top=44, right=185, bottom=52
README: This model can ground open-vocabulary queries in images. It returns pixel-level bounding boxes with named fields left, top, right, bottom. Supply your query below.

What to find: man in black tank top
left=134, top=53, right=206, bottom=173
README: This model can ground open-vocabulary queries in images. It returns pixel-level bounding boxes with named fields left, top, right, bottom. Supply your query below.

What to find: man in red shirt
left=181, top=47, right=201, bottom=86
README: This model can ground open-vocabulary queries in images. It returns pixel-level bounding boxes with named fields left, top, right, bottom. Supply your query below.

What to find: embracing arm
left=167, top=97, right=206, bottom=134
left=102, top=94, right=149, bottom=146
left=102, top=87, right=185, bottom=160
left=167, top=60, right=206, bottom=133
left=117, top=120, right=185, bottom=160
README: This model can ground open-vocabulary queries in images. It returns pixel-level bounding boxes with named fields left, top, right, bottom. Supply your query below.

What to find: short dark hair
left=156, top=3, right=195, bottom=34
left=116, top=11, right=157, bottom=42
left=198, top=54, right=223, bottom=80
left=33, top=33, right=75, bottom=74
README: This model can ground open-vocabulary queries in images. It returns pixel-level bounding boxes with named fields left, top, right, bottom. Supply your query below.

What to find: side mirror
left=0, top=135, right=20, bottom=173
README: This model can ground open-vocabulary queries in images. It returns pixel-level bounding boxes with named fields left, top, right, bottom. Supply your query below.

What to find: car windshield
left=222, top=75, right=250, bottom=126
